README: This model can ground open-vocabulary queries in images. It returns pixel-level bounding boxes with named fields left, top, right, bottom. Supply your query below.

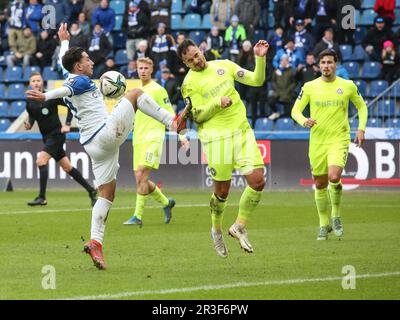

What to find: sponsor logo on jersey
left=217, top=69, right=225, bottom=75
left=337, top=88, right=343, bottom=95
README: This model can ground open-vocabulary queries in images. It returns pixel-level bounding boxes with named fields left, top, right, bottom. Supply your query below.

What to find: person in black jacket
left=25, top=72, right=97, bottom=206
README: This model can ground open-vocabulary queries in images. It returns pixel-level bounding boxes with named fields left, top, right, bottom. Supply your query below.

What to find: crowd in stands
left=0, top=0, right=400, bottom=132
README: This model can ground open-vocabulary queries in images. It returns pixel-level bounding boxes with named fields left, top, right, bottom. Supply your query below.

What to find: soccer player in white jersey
left=26, top=23, right=185, bottom=270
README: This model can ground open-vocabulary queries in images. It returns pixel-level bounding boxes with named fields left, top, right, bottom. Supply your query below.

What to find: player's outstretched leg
left=315, top=187, right=331, bottom=240
left=210, top=193, right=228, bottom=258
left=329, top=180, right=344, bottom=237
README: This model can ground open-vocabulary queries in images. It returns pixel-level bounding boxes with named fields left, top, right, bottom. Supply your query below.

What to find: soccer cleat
left=89, top=189, right=98, bottom=207
left=332, top=217, right=344, bottom=237
left=163, top=198, right=175, bottom=224
left=211, top=228, right=228, bottom=258
left=123, top=216, right=143, bottom=227
left=27, top=196, right=47, bottom=206
left=228, top=224, right=253, bottom=253
left=317, top=225, right=333, bottom=240
left=83, top=239, right=106, bottom=270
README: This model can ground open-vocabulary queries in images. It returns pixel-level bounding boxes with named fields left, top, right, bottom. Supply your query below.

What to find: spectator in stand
left=149, top=22, right=176, bottom=70
left=82, top=0, right=100, bottom=21
left=125, top=0, right=151, bottom=61
left=224, top=14, right=246, bottom=63
left=234, top=0, right=260, bottom=41
left=268, top=26, right=285, bottom=54
left=335, top=0, right=361, bottom=45
left=69, top=22, right=88, bottom=49
left=91, top=0, right=115, bottom=45
left=312, top=28, right=341, bottom=61
left=25, top=0, right=43, bottom=36
left=381, top=40, right=400, bottom=83
left=148, top=0, right=172, bottom=31
left=34, top=30, right=58, bottom=69
left=44, top=0, right=70, bottom=35
left=288, top=0, right=315, bottom=29
left=67, top=0, right=84, bottom=24
left=374, top=0, right=396, bottom=30
left=206, top=25, right=226, bottom=59
left=97, top=57, right=119, bottom=76
left=273, top=37, right=305, bottom=69
left=133, top=39, right=150, bottom=60
left=158, top=68, right=180, bottom=110
left=121, top=60, right=139, bottom=79
left=296, top=52, right=320, bottom=86
left=185, top=0, right=212, bottom=16
left=78, top=12, right=91, bottom=37
left=210, top=0, right=235, bottom=31
left=312, top=0, right=336, bottom=42
left=363, top=16, right=395, bottom=61
left=268, top=54, right=297, bottom=120
left=7, top=26, right=36, bottom=71
left=273, top=0, right=290, bottom=29
left=171, top=32, right=189, bottom=86
left=289, top=18, right=315, bottom=55
left=257, top=0, right=269, bottom=32
left=88, top=23, right=112, bottom=78
left=154, top=59, right=169, bottom=82
left=6, top=0, right=26, bottom=57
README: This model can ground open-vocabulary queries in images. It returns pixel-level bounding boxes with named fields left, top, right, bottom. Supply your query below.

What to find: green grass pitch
left=0, top=189, right=399, bottom=300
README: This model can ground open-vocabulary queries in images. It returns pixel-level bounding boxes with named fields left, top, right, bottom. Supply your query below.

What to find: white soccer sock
left=90, top=197, right=113, bottom=244
left=137, top=93, right=173, bottom=128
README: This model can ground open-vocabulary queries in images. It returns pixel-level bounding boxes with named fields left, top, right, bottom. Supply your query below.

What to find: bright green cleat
left=332, top=217, right=344, bottom=237
left=317, top=225, right=332, bottom=240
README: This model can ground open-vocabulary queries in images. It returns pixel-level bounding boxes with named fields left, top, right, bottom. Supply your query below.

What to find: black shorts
left=43, top=133, right=66, bottom=162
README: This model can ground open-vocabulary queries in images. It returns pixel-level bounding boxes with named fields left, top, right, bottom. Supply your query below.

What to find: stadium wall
left=0, top=139, right=399, bottom=190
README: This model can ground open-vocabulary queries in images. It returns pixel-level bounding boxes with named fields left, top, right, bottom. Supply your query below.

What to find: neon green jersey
left=133, top=80, right=175, bottom=145
left=181, top=57, right=266, bottom=142
left=291, top=76, right=368, bottom=145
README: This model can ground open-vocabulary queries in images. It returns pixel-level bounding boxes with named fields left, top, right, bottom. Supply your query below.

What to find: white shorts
left=84, top=98, right=135, bottom=187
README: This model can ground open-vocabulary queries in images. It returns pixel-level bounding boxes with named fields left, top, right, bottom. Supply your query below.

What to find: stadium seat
left=351, top=44, right=368, bottom=62
left=354, top=10, right=361, bottom=26
left=343, top=62, right=360, bottom=78
left=367, top=118, right=382, bottom=127
left=340, top=45, right=353, bottom=62
left=171, top=14, right=183, bottom=30
left=375, top=99, right=396, bottom=117
left=201, top=13, right=213, bottom=30
left=0, top=118, right=11, bottom=132
left=254, top=118, right=273, bottom=131
left=6, top=83, right=25, bottom=100
left=368, top=80, right=388, bottom=98
left=395, top=9, right=400, bottom=23
left=361, top=62, right=381, bottom=79
left=359, top=9, right=376, bottom=26
left=182, top=14, right=201, bottom=30
left=275, top=118, right=295, bottom=131
left=349, top=118, right=359, bottom=129
left=0, top=68, right=4, bottom=82
left=114, top=49, right=129, bottom=66
left=390, top=81, right=400, bottom=97
left=110, top=0, right=125, bottom=15
left=113, top=32, right=127, bottom=49
left=42, top=66, right=62, bottom=81
left=172, top=0, right=184, bottom=14
left=23, top=66, right=41, bottom=82
left=9, top=101, right=26, bottom=117
left=0, top=83, right=5, bottom=97
left=113, top=15, right=123, bottom=31
left=0, top=101, right=8, bottom=117
left=362, top=0, right=375, bottom=9
left=354, top=80, right=367, bottom=97
left=4, top=66, right=23, bottom=82
left=189, top=31, right=206, bottom=45
left=268, top=12, right=275, bottom=28
left=354, top=27, right=366, bottom=44
left=385, top=118, right=400, bottom=128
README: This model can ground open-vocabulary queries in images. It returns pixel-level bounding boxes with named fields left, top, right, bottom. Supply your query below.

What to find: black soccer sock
left=68, top=167, right=94, bottom=192
left=38, top=165, right=48, bottom=199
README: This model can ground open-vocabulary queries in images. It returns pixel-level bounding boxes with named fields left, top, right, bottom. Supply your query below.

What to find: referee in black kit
left=25, top=72, right=97, bottom=206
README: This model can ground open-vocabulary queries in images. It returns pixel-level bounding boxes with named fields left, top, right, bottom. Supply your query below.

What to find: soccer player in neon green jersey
left=123, top=57, right=177, bottom=226
left=291, top=49, right=368, bottom=240
left=177, top=39, right=269, bottom=258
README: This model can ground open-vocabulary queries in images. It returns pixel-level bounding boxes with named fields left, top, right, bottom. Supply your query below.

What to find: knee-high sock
left=329, top=181, right=343, bottom=218
left=237, top=186, right=262, bottom=226
left=315, top=188, right=329, bottom=227
left=38, top=165, right=48, bottom=198
left=134, top=193, right=148, bottom=220
left=91, top=197, right=112, bottom=244
left=137, top=93, right=174, bottom=128
left=68, top=167, right=94, bottom=192
left=149, top=185, right=169, bottom=207
left=210, top=193, right=227, bottom=230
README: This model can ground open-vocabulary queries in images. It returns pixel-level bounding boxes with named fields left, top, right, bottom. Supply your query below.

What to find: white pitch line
left=62, top=271, right=400, bottom=300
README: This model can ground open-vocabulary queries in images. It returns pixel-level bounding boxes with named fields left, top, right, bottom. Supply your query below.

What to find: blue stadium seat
left=343, top=62, right=360, bottom=78
left=0, top=118, right=11, bottom=132
left=171, top=14, right=183, bottom=30
left=375, top=99, right=396, bottom=117
left=113, top=32, right=127, bottom=49
left=368, top=80, right=388, bottom=97
left=362, top=0, right=375, bottom=9
left=354, top=80, right=367, bottom=97
left=42, top=66, right=61, bottom=81
left=4, top=66, right=23, bottom=82
left=253, top=29, right=265, bottom=44
left=0, top=68, right=4, bottom=82
left=23, top=66, right=41, bottom=82
left=113, top=15, right=123, bottom=31
left=0, top=101, right=8, bottom=117
left=0, top=83, right=5, bottom=97
left=351, top=44, right=368, bottom=61
left=390, top=81, right=400, bottom=97
left=340, top=45, right=353, bottom=62
left=182, top=14, right=201, bottom=30
left=359, top=9, right=376, bottom=25
left=172, top=0, right=184, bottom=14
left=9, top=101, right=26, bottom=117
left=275, top=118, right=295, bottom=130
left=114, top=49, right=129, bottom=66
left=385, top=118, right=400, bottom=128
left=6, top=83, right=25, bottom=100
left=354, top=10, right=361, bottom=26
left=395, top=9, right=400, bottom=23
left=201, top=13, right=213, bottom=30
left=349, top=118, right=359, bottom=129
left=189, top=30, right=206, bottom=45
left=268, top=12, right=275, bottom=28
left=110, top=0, right=125, bottom=15
left=254, top=118, right=274, bottom=131
left=367, top=118, right=382, bottom=127
left=354, top=27, right=366, bottom=44
left=361, top=62, right=381, bottom=79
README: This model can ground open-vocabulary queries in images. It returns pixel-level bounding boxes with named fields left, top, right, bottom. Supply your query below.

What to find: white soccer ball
left=99, top=71, right=127, bottom=99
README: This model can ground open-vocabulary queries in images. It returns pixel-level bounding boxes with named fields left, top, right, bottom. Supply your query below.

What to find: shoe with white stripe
left=211, top=228, right=228, bottom=258
left=228, top=224, right=253, bottom=253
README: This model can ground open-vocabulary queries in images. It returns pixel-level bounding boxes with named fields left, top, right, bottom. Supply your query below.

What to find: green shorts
left=309, top=142, right=350, bottom=176
left=202, top=129, right=264, bottom=181
left=133, top=141, right=164, bottom=171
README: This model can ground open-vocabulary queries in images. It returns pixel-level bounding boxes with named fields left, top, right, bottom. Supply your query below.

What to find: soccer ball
left=99, top=71, right=127, bottom=99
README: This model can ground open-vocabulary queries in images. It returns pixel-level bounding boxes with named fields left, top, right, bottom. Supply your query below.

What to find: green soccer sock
left=210, top=193, right=227, bottom=230
left=329, top=180, right=343, bottom=218
left=237, top=186, right=263, bottom=226
left=134, top=193, right=148, bottom=220
left=315, top=188, right=329, bottom=227
left=149, top=185, right=169, bottom=207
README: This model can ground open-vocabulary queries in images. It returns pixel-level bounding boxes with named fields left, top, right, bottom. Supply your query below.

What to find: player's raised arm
left=349, top=81, right=368, bottom=146
left=57, top=23, right=71, bottom=78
